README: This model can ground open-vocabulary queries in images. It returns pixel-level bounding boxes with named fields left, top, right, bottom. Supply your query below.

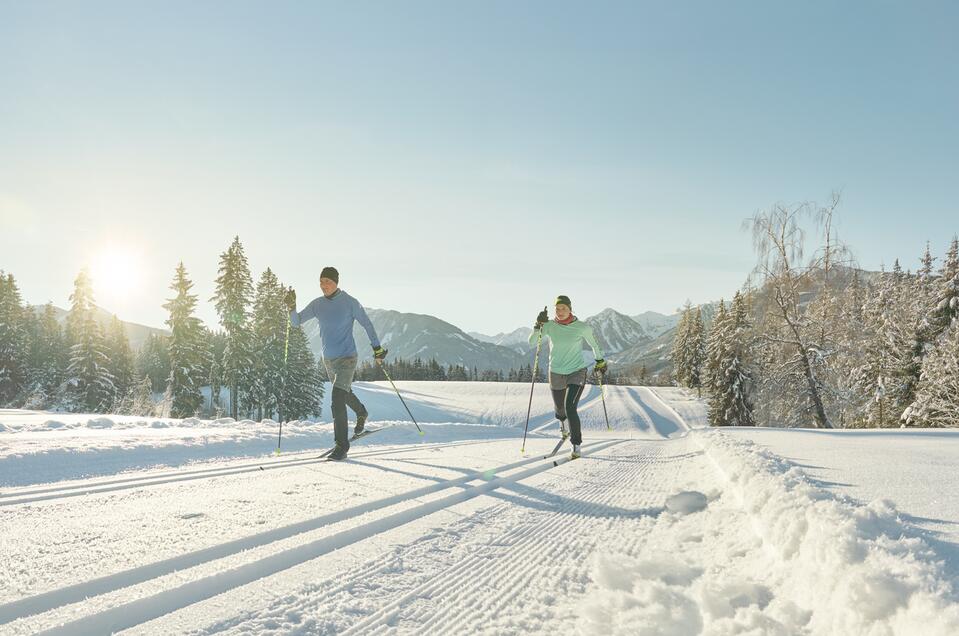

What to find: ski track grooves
left=4, top=440, right=622, bottom=633
left=331, top=441, right=671, bottom=634
left=0, top=438, right=496, bottom=506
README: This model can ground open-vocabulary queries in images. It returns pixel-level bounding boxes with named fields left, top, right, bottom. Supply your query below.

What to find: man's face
left=555, top=304, right=571, bottom=320
left=320, top=277, right=338, bottom=296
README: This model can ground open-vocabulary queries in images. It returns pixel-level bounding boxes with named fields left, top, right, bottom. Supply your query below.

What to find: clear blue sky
left=2, top=1, right=957, bottom=334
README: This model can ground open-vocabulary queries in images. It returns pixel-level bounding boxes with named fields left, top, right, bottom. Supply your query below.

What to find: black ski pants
left=331, top=388, right=368, bottom=449
left=551, top=383, right=586, bottom=446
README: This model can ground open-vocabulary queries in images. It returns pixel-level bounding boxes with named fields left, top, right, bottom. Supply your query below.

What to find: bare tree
left=744, top=195, right=852, bottom=428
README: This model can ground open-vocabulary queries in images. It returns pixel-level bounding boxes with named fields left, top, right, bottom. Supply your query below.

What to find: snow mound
left=150, top=420, right=170, bottom=428
left=665, top=490, right=708, bottom=515
left=85, top=417, right=115, bottom=429
left=214, top=417, right=236, bottom=425
left=697, top=430, right=959, bottom=635
left=0, top=423, right=7, bottom=432
left=584, top=554, right=704, bottom=635
left=43, top=420, right=69, bottom=430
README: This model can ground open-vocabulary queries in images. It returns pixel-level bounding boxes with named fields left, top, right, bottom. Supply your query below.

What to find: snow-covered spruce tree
left=849, top=265, right=912, bottom=426
left=670, top=302, right=693, bottom=386
left=279, top=324, right=324, bottom=420
left=687, top=307, right=707, bottom=395
left=206, top=330, right=226, bottom=415
left=25, top=303, right=67, bottom=402
left=0, top=271, right=28, bottom=404
left=929, top=236, right=959, bottom=341
left=250, top=270, right=288, bottom=419
left=136, top=333, right=171, bottom=393
left=903, top=322, right=959, bottom=427
left=163, top=262, right=205, bottom=418
left=707, top=293, right=755, bottom=426
left=704, top=300, right=730, bottom=408
left=105, top=315, right=135, bottom=405
left=65, top=269, right=115, bottom=412
left=212, top=236, right=255, bottom=419
left=902, top=243, right=940, bottom=407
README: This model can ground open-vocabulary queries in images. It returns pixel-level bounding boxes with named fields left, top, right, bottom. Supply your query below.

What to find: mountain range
left=38, top=302, right=687, bottom=379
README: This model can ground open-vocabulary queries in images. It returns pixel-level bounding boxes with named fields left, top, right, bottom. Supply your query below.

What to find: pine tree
left=0, top=272, right=28, bottom=404
left=279, top=325, right=324, bottom=420
left=704, top=300, right=729, bottom=394
left=65, top=269, right=115, bottom=411
left=164, top=263, right=205, bottom=418
left=137, top=333, right=171, bottom=393
left=212, top=236, right=255, bottom=418
left=930, top=236, right=959, bottom=340
left=707, top=293, right=755, bottom=426
left=250, top=269, right=287, bottom=419
left=26, top=303, right=67, bottom=399
left=207, top=330, right=227, bottom=414
left=105, top=315, right=135, bottom=405
left=903, top=323, right=959, bottom=427
left=687, top=307, right=707, bottom=395
left=670, top=302, right=693, bottom=386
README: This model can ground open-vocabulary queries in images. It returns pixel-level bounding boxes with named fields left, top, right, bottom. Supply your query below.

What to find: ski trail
left=0, top=438, right=495, bottom=506
left=18, top=441, right=623, bottom=634
left=198, top=438, right=694, bottom=635
left=0, top=439, right=616, bottom=626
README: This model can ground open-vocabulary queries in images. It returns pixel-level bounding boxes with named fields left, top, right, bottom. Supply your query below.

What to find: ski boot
left=571, top=444, right=581, bottom=459
left=329, top=444, right=349, bottom=461
left=354, top=414, right=367, bottom=436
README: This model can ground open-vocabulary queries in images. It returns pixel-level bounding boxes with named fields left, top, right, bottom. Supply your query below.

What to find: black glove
left=534, top=307, right=548, bottom=329
left=373, top=346, right=388, bottom=360
left=284, top=289, right=296, bottom=312
left=594, top=359, right=608, bottom=376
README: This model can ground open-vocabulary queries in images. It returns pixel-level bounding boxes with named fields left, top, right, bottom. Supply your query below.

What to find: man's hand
left=284, top=289, right=296, bottom=312
left=594, top=359, right=608, bottom=376
left=373, top=346, right=388, bottom=362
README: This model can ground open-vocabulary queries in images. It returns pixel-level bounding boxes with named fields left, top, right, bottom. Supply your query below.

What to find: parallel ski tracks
left=2, top=439, right=623, bottom=634
left=0, top=438, right=497, bottom=507
left=342, top=441, right=674, bottom=634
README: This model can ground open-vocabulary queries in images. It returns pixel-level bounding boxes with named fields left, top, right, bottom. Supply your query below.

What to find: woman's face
left=555, top=304, right=571, bottom=320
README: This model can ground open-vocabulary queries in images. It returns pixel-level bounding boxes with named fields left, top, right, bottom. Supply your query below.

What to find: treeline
left=352, top=357, right=546, bottom=382
left=671, top=197, right=959, bottom=428
left=0, top=236, right=324, bottom=421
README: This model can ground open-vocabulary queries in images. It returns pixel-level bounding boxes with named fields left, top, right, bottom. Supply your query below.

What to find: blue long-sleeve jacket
left=289, top=289, right=380, bottom=359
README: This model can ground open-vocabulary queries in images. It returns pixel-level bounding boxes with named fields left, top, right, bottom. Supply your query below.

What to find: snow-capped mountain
left=467, top=327, right=534, bottom=354
left=302, top=309, right=529, bottom=371
left=33, top=304, right=168, bottom=351
left=630, top=310, right=681, bottom=338
left=584, top=308, right=650, bottom=355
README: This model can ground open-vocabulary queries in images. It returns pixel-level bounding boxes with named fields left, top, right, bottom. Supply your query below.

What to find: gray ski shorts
left=549, top=367, right=588, bottom=390
left=324, top=356, right=358, bottom=391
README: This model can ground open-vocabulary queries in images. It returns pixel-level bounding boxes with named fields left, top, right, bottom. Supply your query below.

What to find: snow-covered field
left=1, top=383, right=957, bottom=634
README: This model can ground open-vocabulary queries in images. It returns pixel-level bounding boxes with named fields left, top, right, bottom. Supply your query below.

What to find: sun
left=89, top=246, right=142, bottom=302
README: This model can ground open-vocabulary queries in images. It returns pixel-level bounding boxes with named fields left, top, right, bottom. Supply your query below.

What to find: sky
left=1, top=1, right=957, bottom=335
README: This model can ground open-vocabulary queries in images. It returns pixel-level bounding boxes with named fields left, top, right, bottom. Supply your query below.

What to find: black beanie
left=320, top=266, right=339, bottom=283
left=555, top=295, right=572, bottom=308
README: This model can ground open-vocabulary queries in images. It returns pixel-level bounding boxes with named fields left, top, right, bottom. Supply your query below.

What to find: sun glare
left=89, top=246, right=142, bottom=302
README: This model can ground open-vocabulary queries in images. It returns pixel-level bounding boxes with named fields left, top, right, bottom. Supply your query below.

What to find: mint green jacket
left=529, top=319, right=605, bottom=375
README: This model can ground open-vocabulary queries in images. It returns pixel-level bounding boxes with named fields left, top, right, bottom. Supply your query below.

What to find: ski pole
left=596, top=366, right=611, bottom=431
left=276, top=315, right=292, bottom=455
left=379, top=360, right=424, bottom=436
left=521, top=310, right=546, bottom=453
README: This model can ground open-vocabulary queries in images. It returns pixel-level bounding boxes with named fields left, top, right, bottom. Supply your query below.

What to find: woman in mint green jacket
left=529, top=295, right=608, bottom=458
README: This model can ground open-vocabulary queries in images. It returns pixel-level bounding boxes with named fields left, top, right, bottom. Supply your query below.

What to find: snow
left=1, top=385, right=957, bottom=634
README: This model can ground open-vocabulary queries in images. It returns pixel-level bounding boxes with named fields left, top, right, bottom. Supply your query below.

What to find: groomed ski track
left=3, top=386, right=957, bottom=634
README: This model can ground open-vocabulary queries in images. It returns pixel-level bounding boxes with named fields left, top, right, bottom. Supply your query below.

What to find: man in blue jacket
left=285, top=266, right=387, bottom=460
